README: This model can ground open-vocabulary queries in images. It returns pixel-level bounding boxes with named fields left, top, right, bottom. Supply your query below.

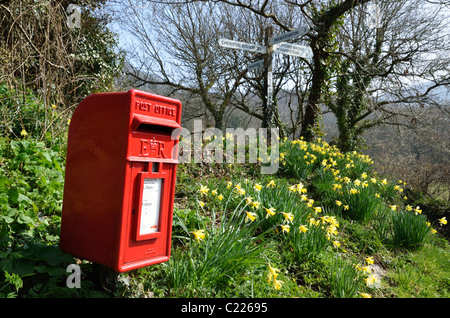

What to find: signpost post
left=219, top=25, right=310, bottom=129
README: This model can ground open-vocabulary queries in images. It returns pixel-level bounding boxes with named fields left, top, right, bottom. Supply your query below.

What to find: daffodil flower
left=267, top=264, right=280, bottom=282
left=245, top=211, right=257, bottom=222
left=254, top=183, right=262, bottom=191
left=280, top=224, right=290, bottom=233
left=332, top=241, right=340, bottom=248
left=280, top=212, right=294, bottom=223
left=439, top=217, right=447, bottom=226
left=299, top=225, right=308, bottom=233
left=191, top=229, right=206, bottom=242
left=264, top=207, right=276, bottom=218
left=198, top=185, right=209, bottom=195
left=273, top=279, right=284, bottom=290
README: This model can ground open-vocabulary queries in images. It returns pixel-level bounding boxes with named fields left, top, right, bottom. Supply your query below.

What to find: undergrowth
left=0, top=134, right=448, bottom=298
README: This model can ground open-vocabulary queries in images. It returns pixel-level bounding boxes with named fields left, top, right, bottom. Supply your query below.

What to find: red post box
left=59, top=89, right=182, bottom=272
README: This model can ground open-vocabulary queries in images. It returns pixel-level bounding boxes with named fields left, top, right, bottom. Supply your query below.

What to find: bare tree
left=113, top=1, right=252, bottom=130
left=326, top=0, right=450, bottom=151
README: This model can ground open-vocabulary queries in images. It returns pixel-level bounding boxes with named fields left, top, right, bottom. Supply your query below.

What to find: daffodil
left=245, top=211, right=257, bottom=222
left=198, top=185, right=209, bottom=195
left=390, top=205, right=397, bottom=211
left=198, top=201, right=205, bottom=208
left=211, top=189, right=218, bottom=196
left=266, top=180, right=276, bottom=188
left=21, top=128, right=28, bottom=137
left=359, top=292, right=372, bottom=298
left=313, top=206, right=322, bottom=213
left=365, top=257, right=374, bottom=265
left=267, top=264, right=281, bottom=287
left=191, top=229, right=206, bottom=242
left=250, top=200, right=261, bottom=209
left=280, top=224, right=290, bottom=233
left=332, top=240, right=341, bottom=248
left=264, top=207, right=276, bottom=218
left=335, top=200, right=342, bottom=206
left=273, top=279, right=284, bottom=290
left=254, top=183, right=262, bottom=191
left=299, top=225, right=308, bottom=233
left=280, top=212, right=294, bottom=223
left=217, top=194, right=224, bottom=201
left=439, top=217, right=447, bottom=226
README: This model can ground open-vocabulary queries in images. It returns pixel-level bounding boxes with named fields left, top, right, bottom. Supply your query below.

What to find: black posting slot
left=134, top=123, right=175, bottom=136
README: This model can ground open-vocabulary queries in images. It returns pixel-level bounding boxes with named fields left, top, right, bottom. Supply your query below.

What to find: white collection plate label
left=140, top=178, right=162, bottom=235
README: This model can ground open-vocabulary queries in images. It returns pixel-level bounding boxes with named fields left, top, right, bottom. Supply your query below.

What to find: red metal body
left=59, top=89, right=182, bottom=272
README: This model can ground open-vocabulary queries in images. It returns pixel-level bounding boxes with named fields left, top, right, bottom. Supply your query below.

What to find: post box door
left=123, top=161, right=174, bottom=265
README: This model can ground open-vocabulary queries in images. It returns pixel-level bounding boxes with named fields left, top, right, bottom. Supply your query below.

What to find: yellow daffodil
left=343, top=205, right=349, bottom=210
left=211, top=189, right=218, bottom=196
left=273, top=279, right=284, bottom=290
left=266, top=180, right=276, bottom=188
left=264, top=207, right=276, bottom=218
left=250, top=200, right=261, bottom=209
left=198, top=201, right=205, bottom=208
left=414, top=206, right=422, bottom=215
left=280, top=212, right=294, bottom=223
left=299, top=225, right=308, bottom=233
left=335, top=200, right=342, bottom=206
left=439, top=217, right=447, bottom=226
left=254, top=183, right=262, bottom=191
left=350, top=188, right=359, bottom=195
left=365, top=257, right=374, bottom=265
left=198, top=185, right=209, bottom=195
left=313, top=206, right=322, bottom=213
left=217, top=194, right=223, bottom=201
left=245, top=211, right=257, bottom=222
left=191, top=229, right=206, bottom=242
left=359, top=292, right=372, bottom=298
left=21, top=128, right=28, bottom=137
left=332, top=241, right=341, bottom=248
left=280, top=224, right=290, bottom=233
left=267, top=264, right=279, bottom=280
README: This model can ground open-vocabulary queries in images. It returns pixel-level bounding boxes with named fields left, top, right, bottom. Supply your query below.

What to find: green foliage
left=0, top=127, right=448, bottom=298
left=391, top=211, right=431, bottom=249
